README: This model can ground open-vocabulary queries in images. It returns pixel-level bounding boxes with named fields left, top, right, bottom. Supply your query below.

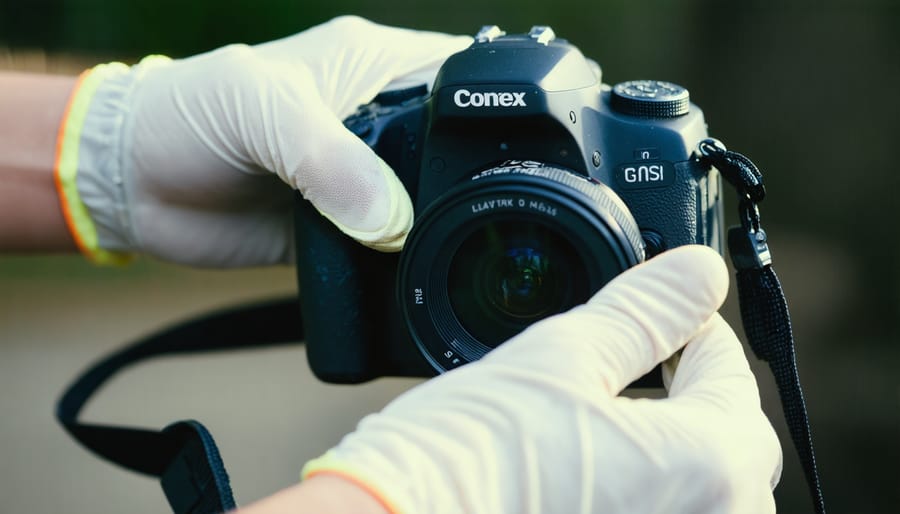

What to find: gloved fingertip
left=317, top=157, right=413, bottom=253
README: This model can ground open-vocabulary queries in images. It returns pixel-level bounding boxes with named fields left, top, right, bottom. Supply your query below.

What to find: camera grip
left=294, top=193, right=379, bottom=383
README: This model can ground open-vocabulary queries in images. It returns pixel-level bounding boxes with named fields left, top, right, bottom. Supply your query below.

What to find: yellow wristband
left=54, top=63, right=133, bottom=265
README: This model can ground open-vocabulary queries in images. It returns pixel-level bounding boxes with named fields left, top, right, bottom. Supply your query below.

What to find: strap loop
left=697, top=137, right=766, bottom=203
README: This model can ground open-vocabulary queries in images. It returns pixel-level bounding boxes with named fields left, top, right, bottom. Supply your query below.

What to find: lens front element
left=448, top=220, right=587, bottom=346
left=492, top=247, right=551, bottom=318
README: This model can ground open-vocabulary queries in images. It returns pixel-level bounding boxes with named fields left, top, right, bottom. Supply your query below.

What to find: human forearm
left=236, top=475, right=388, bottom=514
left=0, top=71, right=77, bottom=251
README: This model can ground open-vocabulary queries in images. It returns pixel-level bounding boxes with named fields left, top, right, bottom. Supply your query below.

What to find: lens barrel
left=398, top=162, right=644, bottom=372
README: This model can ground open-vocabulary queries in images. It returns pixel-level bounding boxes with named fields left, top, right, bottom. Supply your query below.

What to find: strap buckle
left=728, top=198, right=772, bottom=270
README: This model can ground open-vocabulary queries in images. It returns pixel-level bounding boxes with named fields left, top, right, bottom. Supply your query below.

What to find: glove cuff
left=302, top=450, right=405, bottom=514
left=54, top=56, right=169, bottom=265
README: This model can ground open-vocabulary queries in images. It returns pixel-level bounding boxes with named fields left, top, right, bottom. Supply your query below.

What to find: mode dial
left=610, top=80, right=690, bottom=118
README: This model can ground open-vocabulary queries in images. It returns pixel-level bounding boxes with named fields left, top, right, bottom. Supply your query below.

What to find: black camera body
left=295, top=26, right=723, bottom=384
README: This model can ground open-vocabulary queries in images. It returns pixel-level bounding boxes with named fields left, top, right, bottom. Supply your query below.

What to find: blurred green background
left=1, top=0, right=898, bottom=512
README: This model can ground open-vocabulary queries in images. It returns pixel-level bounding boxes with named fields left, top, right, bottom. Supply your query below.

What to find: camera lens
left=448, top=220, right=587, bottom=345
left=399, top=162, right=644, bottom=372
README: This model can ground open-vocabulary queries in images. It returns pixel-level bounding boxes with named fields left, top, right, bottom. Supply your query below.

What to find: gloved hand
left=55, top=17, right=471, bottom=266
left=302, top=246, right=783, bottom=513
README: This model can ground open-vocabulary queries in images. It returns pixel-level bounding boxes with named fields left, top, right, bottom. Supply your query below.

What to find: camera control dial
left=611, top=80, right=690, bottom=118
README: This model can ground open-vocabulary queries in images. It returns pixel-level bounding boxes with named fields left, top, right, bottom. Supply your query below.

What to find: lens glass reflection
left=448, top=220, right=589, bottom=347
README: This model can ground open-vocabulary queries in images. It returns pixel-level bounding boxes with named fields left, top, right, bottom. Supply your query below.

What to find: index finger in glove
left=488, top=245, right=729, bottom=396
left=250, top=73, right=414, bottom=252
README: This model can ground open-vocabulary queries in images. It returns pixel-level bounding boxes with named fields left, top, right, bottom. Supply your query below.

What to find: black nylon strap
left=56, top=298, right=302, bottom=514
left=698, top=139, right=826, bottom=513
left=734, top=265, right=825, bottom=513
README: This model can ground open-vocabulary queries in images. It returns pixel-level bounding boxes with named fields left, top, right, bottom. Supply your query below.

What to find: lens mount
left=398, top=162, right=644, bottom=373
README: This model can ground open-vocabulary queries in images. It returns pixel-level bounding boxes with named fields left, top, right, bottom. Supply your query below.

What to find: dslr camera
left=294, top=25, right=723, bottom=383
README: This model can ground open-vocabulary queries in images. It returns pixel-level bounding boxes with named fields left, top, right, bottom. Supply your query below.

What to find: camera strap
left=56, top=298, right=302, bottom=514
left=697, top=139, right=826, bottom=514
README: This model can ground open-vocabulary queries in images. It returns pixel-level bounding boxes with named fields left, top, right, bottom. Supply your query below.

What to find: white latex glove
left=56, top=17, right=471, bottom=266
left=302, top=246, right=783, bottom=514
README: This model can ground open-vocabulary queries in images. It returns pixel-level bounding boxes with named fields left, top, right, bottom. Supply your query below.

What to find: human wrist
left=0, top=72, right=78, bottom=251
